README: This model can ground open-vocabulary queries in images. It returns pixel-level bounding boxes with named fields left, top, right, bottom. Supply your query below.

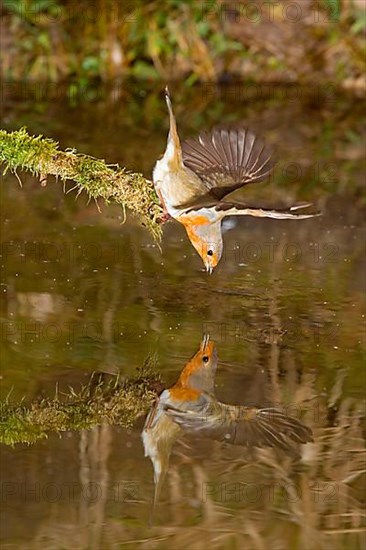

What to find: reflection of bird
left=142, top=335, right=217, bottom=512
left=142, top=336, right=313, bottom=513
left=153, top=87, right=319, bottom=273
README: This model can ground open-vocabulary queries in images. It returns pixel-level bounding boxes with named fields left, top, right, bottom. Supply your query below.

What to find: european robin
left=142, top=334, right=217, bottom=510
left=142, top=336, right=313, bottom=510
left=153, top=87, right=319, bottom=273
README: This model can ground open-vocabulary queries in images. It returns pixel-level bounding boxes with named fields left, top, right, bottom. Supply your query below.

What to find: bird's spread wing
left=164, top=401, right=313, bottom=452
left=212, top=201, right=321, bottom=220
left=183, top=200, right=320, bottom=219
left=181, top=127, right=275, bottom=204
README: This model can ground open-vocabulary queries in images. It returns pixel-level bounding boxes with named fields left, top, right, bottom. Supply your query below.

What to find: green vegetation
left=0, top=128, right=163, bottom=239
left=2, top=0, right=365, bottom=91
left=0, top=360, right=162, bottom=445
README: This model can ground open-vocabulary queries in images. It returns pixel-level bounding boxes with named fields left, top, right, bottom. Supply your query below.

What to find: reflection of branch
left=0, top=128, right=163, bottom=240
left=0, top=361, right=162, bottom=446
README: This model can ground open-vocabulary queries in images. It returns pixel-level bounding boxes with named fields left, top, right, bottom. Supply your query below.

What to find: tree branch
left=0, top=362, right=163, bottom=446
left=0, top=128, right=163, bottom=240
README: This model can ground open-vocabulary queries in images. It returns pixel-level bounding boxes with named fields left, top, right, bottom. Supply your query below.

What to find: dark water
left=1, top=84, right=365, bottom=549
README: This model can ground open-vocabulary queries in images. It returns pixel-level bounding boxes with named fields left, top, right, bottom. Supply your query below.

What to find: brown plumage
left=153, top=87, right=320, bottom=272
left=142, top=337, right=313, bottom=517
left=164, top=401, right=313, bottom=453
left=181, top=127, right=276, bottom=207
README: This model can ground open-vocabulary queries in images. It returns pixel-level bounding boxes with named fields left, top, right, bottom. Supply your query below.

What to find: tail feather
left=149, top=457, right=168, bottom=527
left=164, top=85, right=181, bottom=159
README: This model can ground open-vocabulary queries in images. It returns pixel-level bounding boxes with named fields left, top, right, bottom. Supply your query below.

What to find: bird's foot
left=157, top=212, right=172, bottom=224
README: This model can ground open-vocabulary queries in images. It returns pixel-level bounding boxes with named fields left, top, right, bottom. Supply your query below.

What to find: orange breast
left=169, top=386, right=201, bottom=402
left=177, top=358, right=202, bottom=386
left=180, top=214, right=209, bottom=227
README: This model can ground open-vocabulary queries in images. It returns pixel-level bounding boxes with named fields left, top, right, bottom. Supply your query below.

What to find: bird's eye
left=202, top=356, right=209, bottom=363
left=207, top=250, right=213, bottom=256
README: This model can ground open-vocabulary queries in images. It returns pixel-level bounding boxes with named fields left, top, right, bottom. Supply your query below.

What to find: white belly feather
left=153, top=157, right=207, bottom=216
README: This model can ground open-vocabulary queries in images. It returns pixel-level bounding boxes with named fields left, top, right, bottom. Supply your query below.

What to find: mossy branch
left=0, top=361, right=163, bottom=446
left=0, top=128, right=163, bottom=240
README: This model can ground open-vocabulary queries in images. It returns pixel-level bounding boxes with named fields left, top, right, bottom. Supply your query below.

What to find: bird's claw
left=157, top=212, right=172, bottom=224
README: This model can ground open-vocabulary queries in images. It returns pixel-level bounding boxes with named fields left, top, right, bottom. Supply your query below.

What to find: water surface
left=1, top=84, right=365, bottom=549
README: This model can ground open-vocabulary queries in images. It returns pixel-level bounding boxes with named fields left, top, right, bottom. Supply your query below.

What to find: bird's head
left=182, top=217, right=223, bottom=273
left=177, top=335, right=218, bottom=392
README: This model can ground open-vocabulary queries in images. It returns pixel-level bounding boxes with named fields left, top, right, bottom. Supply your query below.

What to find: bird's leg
left=144, top=399, right=159, bottom=430
left=156, top=187, right=172, bottom=224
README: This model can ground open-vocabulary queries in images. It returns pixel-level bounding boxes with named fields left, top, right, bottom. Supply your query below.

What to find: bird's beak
left=201, top=334, right=210, bottom=351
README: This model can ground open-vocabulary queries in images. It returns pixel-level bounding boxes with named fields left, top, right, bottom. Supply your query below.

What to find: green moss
left=0, top=128, right=58, bottom=174
left=0, top=128, right=163, bottom=240
left=0, top=359, right=162, bottom=446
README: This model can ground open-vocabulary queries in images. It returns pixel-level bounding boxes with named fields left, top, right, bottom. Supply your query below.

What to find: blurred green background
left=1, top=0, right=365, bottom=93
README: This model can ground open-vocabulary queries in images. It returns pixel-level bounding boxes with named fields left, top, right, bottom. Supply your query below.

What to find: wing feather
left=182, top=127, right=276, bottom=204
left=164, top=401, right=313, bottom=452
